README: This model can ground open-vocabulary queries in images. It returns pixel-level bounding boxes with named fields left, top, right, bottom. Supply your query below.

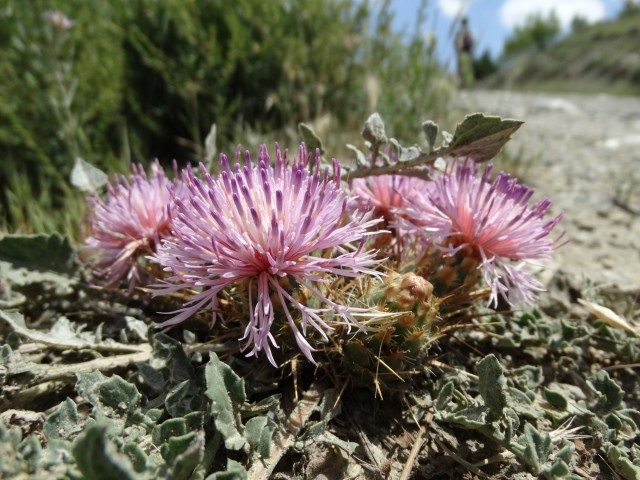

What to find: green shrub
left=0, top=0, right=449, bottom=234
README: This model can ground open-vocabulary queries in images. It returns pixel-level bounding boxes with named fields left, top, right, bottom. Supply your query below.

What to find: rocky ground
left=455, top=89, right=640, bottom=293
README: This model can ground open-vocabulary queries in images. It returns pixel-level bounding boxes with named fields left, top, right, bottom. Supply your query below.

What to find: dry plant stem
left=0, top=380, right=69, bottom=411
left=25, top=345, right=152, bottom=387
left=399, top=423, right=427, bottom=480
left=429, top=359, right=480, bottom=381
left=435, top=438, right=489, bottom=479
left=0, top=309, right=141, bottom=354
left=247, top=381, right=323, bottom=480
left=342, top=150, right=439, bottom=181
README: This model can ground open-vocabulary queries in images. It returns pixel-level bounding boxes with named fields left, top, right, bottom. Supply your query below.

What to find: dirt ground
left=455, top=89, right=640, bottom=291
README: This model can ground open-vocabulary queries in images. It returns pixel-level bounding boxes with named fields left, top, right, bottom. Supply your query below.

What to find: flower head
left=350, top=174, right=427, bottom=226
left=154, top=144, right=381, bottom=364
left=81, top=161, right=178, bottom=289
left=403, top=160, right=564, bottom=306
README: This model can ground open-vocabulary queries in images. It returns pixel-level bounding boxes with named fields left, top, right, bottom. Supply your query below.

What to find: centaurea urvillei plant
left=81, top=160, right=180, bottom=290
left=78, top=112, right=564, bottom=386
left=153, top=144, right=382, bottom=365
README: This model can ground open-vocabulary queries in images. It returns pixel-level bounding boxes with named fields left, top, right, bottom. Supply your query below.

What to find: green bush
left=0, top=0, right=449, bottom=234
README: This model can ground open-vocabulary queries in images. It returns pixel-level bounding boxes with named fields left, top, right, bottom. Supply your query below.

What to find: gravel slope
left=455, top=89, right=640, bottom=290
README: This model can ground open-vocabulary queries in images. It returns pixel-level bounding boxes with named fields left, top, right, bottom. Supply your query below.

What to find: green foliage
left=484, top=11, right=640, bottom=94
left=344, top=112, right=522, bottom=180
left=502, top=12, right=562, bottom=59
left=0, top=0, right=449, bottom=234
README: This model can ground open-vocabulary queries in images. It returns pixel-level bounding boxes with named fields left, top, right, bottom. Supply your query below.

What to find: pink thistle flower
left=81, top=161, right=178, bottom=290
left=403, top=160, right=564, bottom=306
left=153, top=144, right=381, bottom=365
left=350, top=174, right=427, bottom=227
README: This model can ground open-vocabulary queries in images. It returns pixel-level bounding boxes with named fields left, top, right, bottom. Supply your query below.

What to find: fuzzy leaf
left=298, top=123, right=325, bottom=155
left=607, top=444, right=640, bottom=480
left=521, top=423, right=552, bottom=474
left=152, top=333, right=196, bottom=383
left=205, top=354, right=246, bottom=450
left=544, top=389, right=569, bottom=410
left=446, top=113, right=523, bottom=162
left=71, top=157, right=108, bottom=193
left=161, top=431, right=205, bottom=480
left=346, top=144, right=368, bottom=166
left=152, top=418, right=188, bottom=446
left=0, top=233, right=75, bottom=274
left=98, top=375, right=141, bottom=414
left=244, top=416, right=274, bottom=458
left=122, top=442, right=150, bottom=473
left=362, top=112, right=387, bottom=146
left=477, top=354, right=507, bottom=420
left=422, top=120, right=439, bottom=151
left=72, top=424, right=137, bottom=480
left=76, top=371, right=108, bottom=407
left=43, top=398, right=82, bottom=440
left=435, top=381, right=455, bottom=411
left=448, top=406, right=488, bottom=428
left=206, top=459, right=248, bottom=480
left=166, top=380, right=191, bottom=418
left=389, top=138, right=421, bottom=162
left=588, top=370, right=624, bottom=414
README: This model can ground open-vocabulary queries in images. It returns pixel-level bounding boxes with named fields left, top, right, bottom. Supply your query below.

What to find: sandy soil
left=455, top=89, right=640, bottom=290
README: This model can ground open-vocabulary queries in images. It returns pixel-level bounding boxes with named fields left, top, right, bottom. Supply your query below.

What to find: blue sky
left=384, top=0, right=630, bottom=69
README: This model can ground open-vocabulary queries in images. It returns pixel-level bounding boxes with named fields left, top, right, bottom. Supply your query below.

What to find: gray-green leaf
left=446, top=113, right=523, bottom=163
left=205, top=354, right=246, bottom=450
left=71, top=157, right=108, bottom=193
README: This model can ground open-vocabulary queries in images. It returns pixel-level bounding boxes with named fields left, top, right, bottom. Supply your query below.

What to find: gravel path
left=455, top=89, right=640, bottom=290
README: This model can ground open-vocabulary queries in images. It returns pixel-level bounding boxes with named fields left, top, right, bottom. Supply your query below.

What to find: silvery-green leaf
left=0, top=234, right=75, bottom=274
left=588, top=370, right=624, bottom=414
left=205, top=354, right=246, bottom=450
left=206, top=459, right=248, bottom=480
left=362, top=112, right=387, bottom=146
left=435, top=381, right=455, bottom=411
left=44, top=398, right=82, bottom=440
left=98, top=375, right=141, bottom=414
left=398, top=145, right=421, bottom=162
left=446, top=113, right=523, bottom=162
left=152, top=418, right=187, bottom=446
left=122, top=442, right=150, bottom=473
left=422, top=120, right=439, bottom=151
left=345, top=144, right=368, bottom=166
left=477, top=354, right=507, bottom=421
left=72, top=424, right=137, bottom=480
left=166, top=380, right=191, bottom=418
left=298, top=122, right=325, bottom=155
left=71, top=157, right=108, bottom=193
left=161, top=431, right=205, bottom=480
left=607, top=443, right=640, bottom=480
left=244, top=416, right=274, bottom=458
left=521, top=423, right=552, bottom=474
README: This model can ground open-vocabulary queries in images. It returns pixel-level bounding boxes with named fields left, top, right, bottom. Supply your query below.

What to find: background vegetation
left=476, top=7, right=640, bottom=95
left=0, top=0, right=452, bottom=235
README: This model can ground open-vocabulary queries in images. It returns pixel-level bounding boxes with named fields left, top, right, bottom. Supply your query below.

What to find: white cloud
left=500, top=0, right=606, bottom=30
left=437, top=0, right=467, bottom=17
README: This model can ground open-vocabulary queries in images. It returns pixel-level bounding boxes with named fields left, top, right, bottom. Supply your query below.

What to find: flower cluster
left=153, top=145, right=381, bottom=364
left=79, top=143, right=564, bottom=366
left=81, top=161, right=178, bottom=290
left=400, top=159, right=564, bottom=306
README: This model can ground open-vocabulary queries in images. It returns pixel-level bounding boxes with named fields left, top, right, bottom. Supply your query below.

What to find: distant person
left=455, top=17, right=474, bottom=88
